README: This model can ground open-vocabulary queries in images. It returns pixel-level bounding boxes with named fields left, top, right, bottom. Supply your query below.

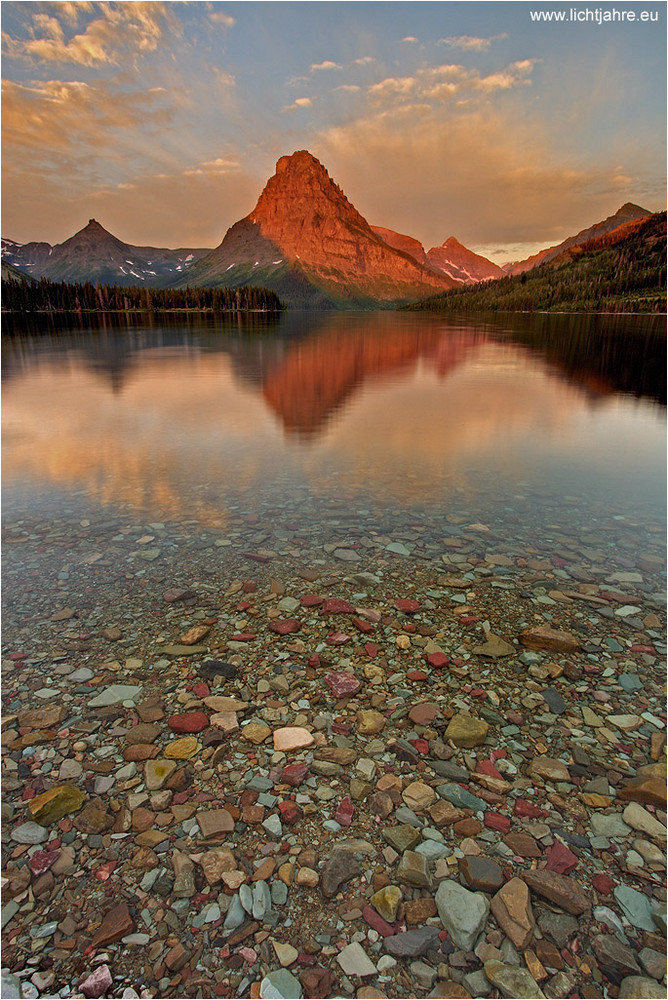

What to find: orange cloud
left=2, top=2, right=178, bottom=66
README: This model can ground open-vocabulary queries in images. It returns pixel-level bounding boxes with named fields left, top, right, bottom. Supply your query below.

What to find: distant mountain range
left=1, top=149, right=654, bottom=308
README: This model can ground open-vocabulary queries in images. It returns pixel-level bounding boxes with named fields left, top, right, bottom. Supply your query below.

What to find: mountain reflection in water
left=2, top=311, right=665, bottom=525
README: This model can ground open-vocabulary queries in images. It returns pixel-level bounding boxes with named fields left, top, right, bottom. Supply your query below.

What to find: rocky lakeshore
left=2, top=492, right=666, bottom=1000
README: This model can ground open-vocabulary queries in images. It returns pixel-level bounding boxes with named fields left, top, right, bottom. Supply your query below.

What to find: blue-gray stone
left=271, top=881, right=288, bottom=907
left=0, top=970, right=22, bottom=999
left=260, top=969, right=302, bottom=999
left=541, top=687, right=566, bottom=715
left=239, top=883, right=253, bottom=915
left=614, top=885, right=662, bottom=933
left=252, top=880, right=271, bottom=920
left=223, top=894, right=246, bottom=932
left=437, top=783, right=486, bottom=812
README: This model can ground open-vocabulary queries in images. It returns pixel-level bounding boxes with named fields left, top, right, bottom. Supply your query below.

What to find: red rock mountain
left=505, top=202, right=652, bottom=275
left=426, top=237, right=505, bottom=283
left=177, top=151, right=457, bottom=307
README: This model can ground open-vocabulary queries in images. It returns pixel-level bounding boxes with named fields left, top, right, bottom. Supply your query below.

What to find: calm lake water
left=2, top=311, right=666, bottom=548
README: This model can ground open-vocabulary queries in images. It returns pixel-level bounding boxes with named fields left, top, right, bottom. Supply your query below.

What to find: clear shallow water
left=2, top=311, right=666, bottom=541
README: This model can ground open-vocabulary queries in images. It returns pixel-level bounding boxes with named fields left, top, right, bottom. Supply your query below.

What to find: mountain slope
left=2, top=221, right=211, bottom=287
left=406, top=212, right=666, bottom=314
left=426, top=237, right=505, bottom=283
left=505, top=202, right=652, bottom=275
left=176, top=151, right=457, bottom=307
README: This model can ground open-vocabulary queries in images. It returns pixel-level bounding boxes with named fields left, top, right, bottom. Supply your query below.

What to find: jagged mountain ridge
left=1, top=221, right=211, bottom=287
left=504, top=202, right=652, bottom=275
left=172, top=151, right=460, bottom=307
left=371, top=227, right=503, bottom=284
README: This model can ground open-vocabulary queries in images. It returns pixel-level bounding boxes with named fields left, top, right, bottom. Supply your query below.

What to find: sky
left=1, top=0, right=666, bottom=263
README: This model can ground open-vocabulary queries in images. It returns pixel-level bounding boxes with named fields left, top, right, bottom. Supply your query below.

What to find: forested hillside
left=406, top=213, right=666, bottom=314
left=1, top=278, right=283, bottom=313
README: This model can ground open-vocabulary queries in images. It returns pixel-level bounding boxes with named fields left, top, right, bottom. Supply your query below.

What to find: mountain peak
left=274, top=149, right=324, bottom=175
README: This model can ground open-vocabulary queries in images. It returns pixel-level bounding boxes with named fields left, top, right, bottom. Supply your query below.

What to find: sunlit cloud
left=310, top=60, right=342, bottom=72
left=440, top=33, right=508, bottom=51
left=2, top=2, right=179, bottom=67
left=402, top=36, right=418, bottom=43
left=282, top=96, right=313, bottom=112
left=208, top=9, right=236, bottom=27
left=368, top=60, right=537, bottom=105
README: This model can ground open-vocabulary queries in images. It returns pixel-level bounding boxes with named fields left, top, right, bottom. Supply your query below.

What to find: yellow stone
left=165, top=736, right=199, bottom=760
left=29, top=785, right=85, bottom=825
left=524, top=949, right=548, bottom=983
left=240, top=722, right=272, bottom=744
left=355, top=710, right=386, bottom=735
left=179, top=624, right=211, bottom=645
left=581, top=793, right=611, bottom=808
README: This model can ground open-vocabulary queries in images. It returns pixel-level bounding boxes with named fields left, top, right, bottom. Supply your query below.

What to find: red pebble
left=395, top=598, right=420, bottom=613
left=362, top=905, right=395, bottom=937
left=268, top=619, right=302, bottom=635
left=278, top=801, right=302, bottom=825
left=324, top=671, right=361, bottom=698
left=167, top=711, right=209, bottom=734
left=335, top=796, right=354, bottom=827
left=545, top=840, right=579, bottom=875
left=364, top=643, right=379, bottom=657
left=308, top=654, right=320, bottom=668
left=426, top=652, right=449, bottom=669
left=353, top=617, right=375, bottom=634
left=300, top=595, right=323, bottom=608
left=230, top=633, right=256, bottom=642
left=514, top=798, right=545, bottom=819
left=476, top=759, right=504, bottom=781
left=172, top=791, right=189, bottom=805
left=408, top=739, right=430, bottom=755
left=22, top=788, right=36, bottom=800
left=331, top=723, right=351, bottom=735
left=321, top=598, right=356, bottom=614
left=281, top=762, right=310, bottom=786
left=484, top=811, right=511, bottom=833
left=29, top=849, right=61, bottom=877
left=592, top=873, right=616, bottom=895
left=406, top=670, right=428, bottom=681
left=192, top=682, right=210, bottom=698
left=326, top=632, right=350, bottom=645
left=236, top=601, right=251, bottom=612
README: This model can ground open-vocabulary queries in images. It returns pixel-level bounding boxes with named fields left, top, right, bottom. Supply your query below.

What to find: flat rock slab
left=260, top=969, right=303, bottom=999
left=90, top=902, right=134, bottom=950
left=89, top=684, right=142, bottom=707
left=321, top=851, right=362, bottom=898
left=384, top=926, right=440, bottom=958
left=473, top=634, right=515, bottom=658
left=324, top=671, right=361, bottom=697
left=337, top=941, right=377, bottom=977
left=167, top=711, right=209, bottom=733
left=197, top=808, right=235, bottom=839
left=529, top=756, right=571, bottom=783
left=490, top=877, right=535, bottom=949
left=28, top=785, right=85, bottom=825
left=435, top=880, right=490, bottom=950
left=273, top=727, right=314, bottom=751
left=18, top=704, right=66, bottom=730
left=618, top=976, right=668, bottom=999
left=522, top=870, right=590, bottom=915
left=484, top=960, right=545, bottom=999
left=519, top=625, right=580, bottom=653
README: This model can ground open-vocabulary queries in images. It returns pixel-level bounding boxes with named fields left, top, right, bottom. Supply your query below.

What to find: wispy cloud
left=208, top=9, right=236, bottom=28
left=440, top=33, right=508, bottom=52
left=368, top=60, right=538, bottom=105
left=2, top=2, right=178, bottom=67
left=402, top=36, right=418, bottom=43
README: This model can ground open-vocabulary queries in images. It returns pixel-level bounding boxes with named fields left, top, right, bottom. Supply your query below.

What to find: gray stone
left=592, top=934, right=642, bottom=981
left=437, top=783, right=486, bottom=812
left=428, top=759, right=469, bottom=782
left=614, top=884, right=662, bottom=932
left=396, top=849, right=432, bottom=887
left=618, top=976, right=667, bottom=999
left=223, top=894, right=246, bottom=932
left=11, top=822, right=48, bottom=844
left=410, top=960, right=438, bottom=988
left=0, top=970, right=22, bottom=999
left=435, top=879, right=490, bottom=950
left=543, top=971, right=576, bottom=999
left=541, top=687, right=566, bottom=715
left=337, top=941, right=377, bottom=977
left=384, top=927, right=440, bottom=958
left=260, top=969, right=303, bottom=998
left=590, top=813, right=632, bottom=839
left=252, top=880, right=271, bottom=921
left=89, top=683, right=142, bottom=707
left=321, top=851, right=362, bottom=898
left=639, top=947, right=667, bottom=980
left=537, top=911, right=579, bottom=948
left=484, top=960, right=546, bottom=999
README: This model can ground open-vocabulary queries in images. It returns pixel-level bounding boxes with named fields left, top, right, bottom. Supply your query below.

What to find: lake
left=2, top=311, right=665, bottom=549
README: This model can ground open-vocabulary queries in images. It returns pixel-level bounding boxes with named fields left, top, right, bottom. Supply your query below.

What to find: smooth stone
left=402, top=781, right=436, bottom=811
left=28, top=785, right=85, bottom=825
left=623, top=802, right=667, bottom=839
left=89, top=684, right=141, bottom=707
left=260, top=969, right=303, bottom=999
left=164, top=736, right=199, bottom=759
left=541, top=687, right=566, bottom=715
left=460, top=856, right=505, bottom=893
left=0, top=971, right=21, bottom=998
left=371, top=885, right=403, bottom=922
left=272, top=727, right=314, bottom=751
left=337, top=941, right=377, bottom=977
left=144, top=760, right=177, bottom=790
left=618, top=976, right=667, bottom=999
left=484, top=960, right=546, bottom=999
left=519, top=626, right=580, bottom=653
left=590, top=813, right=632, bottom=839
left=614, top=884, right=662, bottom=932
left=522, top=871, right=590, bottom=915
left=437, top=784, right=486, bottom=812
left=435, top=880, right=490, bottom=950
left=11, top=822, right=48, bottom=844
left=473, top=634, right=515, bottom=658
left=444, top=714, right=489, bottom=748
left=273, top=941, right=298, bottom=967
left=321, top=851, right=362, bottom=898
left=397, top=849, right=432, bottom=887
left=528, top=756, right=571, bottom=783
left=356, top=710, right=386, bottom=735
left=490, top=878, right=535, bottom=949
left=384, top=926, right=440, bottom=958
